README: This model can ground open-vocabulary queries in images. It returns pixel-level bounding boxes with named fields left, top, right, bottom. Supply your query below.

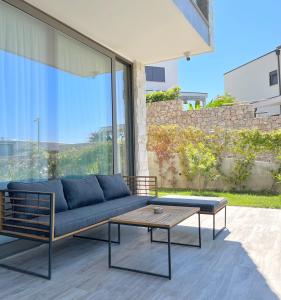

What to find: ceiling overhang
left=24, top=0, right=212, bottom=64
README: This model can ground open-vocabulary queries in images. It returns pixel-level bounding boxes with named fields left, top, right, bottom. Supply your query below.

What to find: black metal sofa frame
left=0, top=176, right=158, bottom=280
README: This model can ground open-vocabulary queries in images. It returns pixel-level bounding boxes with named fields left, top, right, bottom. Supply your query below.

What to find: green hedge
left=146, top=87, right=180, bottom=103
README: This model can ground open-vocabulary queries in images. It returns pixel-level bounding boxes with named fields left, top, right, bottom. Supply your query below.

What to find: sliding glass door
left=0, top=1, right=134, bottom=245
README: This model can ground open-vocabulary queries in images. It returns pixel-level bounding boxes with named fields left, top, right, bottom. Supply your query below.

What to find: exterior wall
left=133, top=61, right=149, bottom=176
left=145, top=59, right=179, bottom=92
left=225, top=51, right=279, bottom=101
left=224, top=51, right=280, bottom=115
left=147, top=99, right=281, bottom=132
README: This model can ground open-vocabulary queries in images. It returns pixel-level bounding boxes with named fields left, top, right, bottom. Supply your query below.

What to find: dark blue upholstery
left=62, top=176, right=105, bottom=209
left=36, top=195, right=152, bottom=237
left=96, top=174, right=131, bottom=200
left=148, top=196, right=227, bottom=213
left=7, top=180, right=68, bottom=215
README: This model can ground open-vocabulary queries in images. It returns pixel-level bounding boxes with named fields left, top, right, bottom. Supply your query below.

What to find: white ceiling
left=25, top=0, right=212, bottom=64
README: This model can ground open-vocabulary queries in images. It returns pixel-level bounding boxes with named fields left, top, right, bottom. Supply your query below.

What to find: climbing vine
left=147, top=125, right=281, bottom=192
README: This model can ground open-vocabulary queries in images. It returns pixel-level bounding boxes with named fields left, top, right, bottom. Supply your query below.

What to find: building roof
left=224, top=49, right=277, bottom=76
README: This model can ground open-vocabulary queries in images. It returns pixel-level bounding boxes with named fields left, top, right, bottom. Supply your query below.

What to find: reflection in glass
left=116, top=61, right=130, bottom=175
left=0, top=1, right=113, bottom=189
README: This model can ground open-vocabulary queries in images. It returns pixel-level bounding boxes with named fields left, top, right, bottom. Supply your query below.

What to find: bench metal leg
left=0, top=240, right=53, bottom=280
left=213, top=206, right=227, bottom=240
left=74, top=223, right=120, bottom=244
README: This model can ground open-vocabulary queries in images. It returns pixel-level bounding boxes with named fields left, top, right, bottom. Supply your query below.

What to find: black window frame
left=269, top=70, right=278, bottom=86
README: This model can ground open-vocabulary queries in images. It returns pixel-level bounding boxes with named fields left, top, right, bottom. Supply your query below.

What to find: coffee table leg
left=168, top=228, right=171, bottom=280
left=198, top=213, right=201, bottom=248
left=151, top=215, right=201, bottom=248
left=108, top=222, right=111, bottom=268
left=108, top=224, right=172, bottom=279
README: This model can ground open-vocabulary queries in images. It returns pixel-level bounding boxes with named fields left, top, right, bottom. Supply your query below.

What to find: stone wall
left=133, top=61, right=149, bottom=176
left=147, top=100, right=281, bottom=132
left=147, top=100, right=281, bottom=191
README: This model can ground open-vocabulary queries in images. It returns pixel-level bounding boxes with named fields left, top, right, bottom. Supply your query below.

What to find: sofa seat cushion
left=40, top=195, right=153, bottom=237
left=96, top=174, right=131, bottom=200
left=7, top=179, right=68, bottom=215
left=148, top=196, right=227, bottom=213
left=62, top=176, right=105, bottom=209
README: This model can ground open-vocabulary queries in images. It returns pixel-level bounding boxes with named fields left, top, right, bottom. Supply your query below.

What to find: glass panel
left=0, top=2, right=113, bottom=191
left=116, top=61, right=130, bottom=175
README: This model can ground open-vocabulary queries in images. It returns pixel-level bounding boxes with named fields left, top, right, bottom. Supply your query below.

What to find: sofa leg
left=48, top=240, right=52, bottom=280
left=0, top=240, right=53, bottom=280
left=74, top=223, right=121, bottom=244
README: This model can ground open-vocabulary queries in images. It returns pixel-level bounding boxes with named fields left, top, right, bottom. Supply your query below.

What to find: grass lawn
left=158, top=188, right=281, bottom=209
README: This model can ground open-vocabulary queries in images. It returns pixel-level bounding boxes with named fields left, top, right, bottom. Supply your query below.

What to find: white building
left=224, top=47, right=281, bottom=116
left=146, top=59, right=208, bottom=107
left=145, top=59, right=179, bottom=92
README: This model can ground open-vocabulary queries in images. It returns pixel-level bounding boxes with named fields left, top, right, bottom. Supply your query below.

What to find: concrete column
left=133, top=61, right=149, bottom=176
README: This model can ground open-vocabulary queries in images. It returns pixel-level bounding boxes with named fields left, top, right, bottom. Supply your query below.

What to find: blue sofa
left=0, top=175, right=158, bottom=279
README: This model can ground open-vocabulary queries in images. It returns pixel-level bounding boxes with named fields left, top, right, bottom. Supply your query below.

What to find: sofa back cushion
left=96, top=174, right=131, bottom=200
left=62, top=176, right=105, bottom=209
left=7, top=179, right=68, bottom=216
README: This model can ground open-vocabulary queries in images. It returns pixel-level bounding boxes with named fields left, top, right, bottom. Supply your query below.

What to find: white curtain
left=0, top=1, right=109, bottom=77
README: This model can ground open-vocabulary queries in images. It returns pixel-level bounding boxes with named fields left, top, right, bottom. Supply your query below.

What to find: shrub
left=179, top=142, right=219, bottom=191
left=146, top=87, right=180, bottom=103
left=225, top=153, right=255, bottom=191
left=147, top=125, right=180, bottom=187
left=147, top=125, right=281, bottom=192
left=187, top=101, right=201, bottom=110
left=206, top=93, right=235, bottom=108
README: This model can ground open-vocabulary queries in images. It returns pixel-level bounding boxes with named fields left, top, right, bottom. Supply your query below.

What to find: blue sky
left=179, top=0, right=281, bottom=102
left=0, top=50, right=114, bottom=144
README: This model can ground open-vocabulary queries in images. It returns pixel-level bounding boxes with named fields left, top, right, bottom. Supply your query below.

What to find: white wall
left=224, top=51, right=279, bottom=102
left=145, top=59, right=179, bottom=91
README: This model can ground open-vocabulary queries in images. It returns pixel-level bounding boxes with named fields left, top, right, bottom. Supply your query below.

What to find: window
left=145, top=66, right=165, bottom=82
left=116, top=61, right=131, bottom=175
left=0, top=2, right=113, bottom=182
left=0, top=1, right=133, bottom=186
left=0, top=1, right=134, bottom=246
left=269, top=70, right=278, bottom=86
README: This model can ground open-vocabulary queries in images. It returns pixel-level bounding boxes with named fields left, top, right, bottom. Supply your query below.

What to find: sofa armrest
left=123, top=176, right=158, bottom=197
left=0, top=189, right=55, bottom=242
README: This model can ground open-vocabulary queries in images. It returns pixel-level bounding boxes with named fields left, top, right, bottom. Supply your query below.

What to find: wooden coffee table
left=108, top=205, right=201, bottom=280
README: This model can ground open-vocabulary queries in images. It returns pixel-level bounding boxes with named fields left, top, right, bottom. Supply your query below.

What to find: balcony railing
left=192, top=0, right=209, bottom=22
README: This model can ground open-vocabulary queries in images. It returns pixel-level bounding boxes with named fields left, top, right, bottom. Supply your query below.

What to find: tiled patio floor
left=0, top=206, right=280, bottom=300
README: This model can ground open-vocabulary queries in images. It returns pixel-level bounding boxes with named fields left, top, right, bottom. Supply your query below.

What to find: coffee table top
left=110, top=205, right=200, bottom=228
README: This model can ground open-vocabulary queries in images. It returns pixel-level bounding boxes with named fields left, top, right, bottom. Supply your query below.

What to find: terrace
left=0, top=206, right=280, bottom=299
left=0, top=1, right=280, bottom=299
